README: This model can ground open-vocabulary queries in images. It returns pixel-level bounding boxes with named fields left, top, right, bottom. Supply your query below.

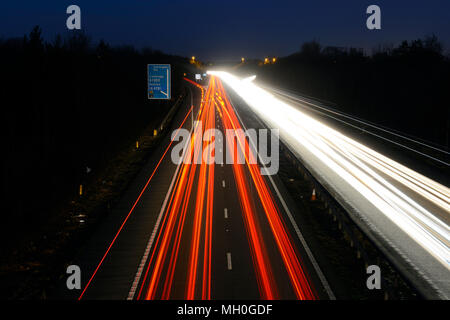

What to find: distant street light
left=241, top=57, right=245, bottom=63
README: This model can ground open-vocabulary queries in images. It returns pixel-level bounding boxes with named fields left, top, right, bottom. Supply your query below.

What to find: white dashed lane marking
left=226, top=253, right=232, bottom=270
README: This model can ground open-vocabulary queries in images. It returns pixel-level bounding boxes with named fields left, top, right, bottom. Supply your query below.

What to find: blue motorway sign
left=147, top=64, right=171, bottom=99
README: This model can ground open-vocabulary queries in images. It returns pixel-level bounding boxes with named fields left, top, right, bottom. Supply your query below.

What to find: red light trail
left=133, top=76, right=316, bottom=300
left=79, top=76, right=317, bottom=300
left=215, top=79, right=316, bottom=300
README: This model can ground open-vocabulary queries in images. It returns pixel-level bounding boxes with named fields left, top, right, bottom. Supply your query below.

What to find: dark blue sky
left=1, top=0, right=449, bottom=59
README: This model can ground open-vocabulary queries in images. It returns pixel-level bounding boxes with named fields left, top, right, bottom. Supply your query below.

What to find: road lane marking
left=127, top=151, right=183, bottom=300
left=222, top=180, right=226, bottom=188
left=224, top=208, right=228, bottom=219
left=127, top=102, right=199, bottom=300
left=226, top=252, right=232, bottom=270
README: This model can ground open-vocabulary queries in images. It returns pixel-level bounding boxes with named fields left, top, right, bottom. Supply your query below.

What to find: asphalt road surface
left=59, top=76, right=333, bottom=300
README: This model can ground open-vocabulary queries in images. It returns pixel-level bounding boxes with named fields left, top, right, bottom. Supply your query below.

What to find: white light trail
left=208, top=71, right=450, bottom=270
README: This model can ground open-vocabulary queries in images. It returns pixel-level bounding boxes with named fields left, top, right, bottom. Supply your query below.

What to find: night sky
left=1, top=0, right=449, bottom=60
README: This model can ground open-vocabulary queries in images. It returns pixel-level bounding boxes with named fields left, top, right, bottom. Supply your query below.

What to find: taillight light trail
left=137, top=78, right=217, bottom=300
left=215, top=79, right=317, bottom=300
left=134, top=76, right=317, bottom=300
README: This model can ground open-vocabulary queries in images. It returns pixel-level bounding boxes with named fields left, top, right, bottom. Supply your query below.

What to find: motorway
left=211, top=71, right=450, bottom=299
left=66, top=76, right=333, bottom=300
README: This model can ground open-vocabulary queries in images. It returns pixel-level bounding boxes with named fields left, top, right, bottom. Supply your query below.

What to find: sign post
left=147, top=64, right=171, bottom=99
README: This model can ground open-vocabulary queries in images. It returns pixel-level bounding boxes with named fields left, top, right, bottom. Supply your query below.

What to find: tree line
left=0, top=26, right=188, bottom=252
left=242, top=36, right=450, bottom=149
